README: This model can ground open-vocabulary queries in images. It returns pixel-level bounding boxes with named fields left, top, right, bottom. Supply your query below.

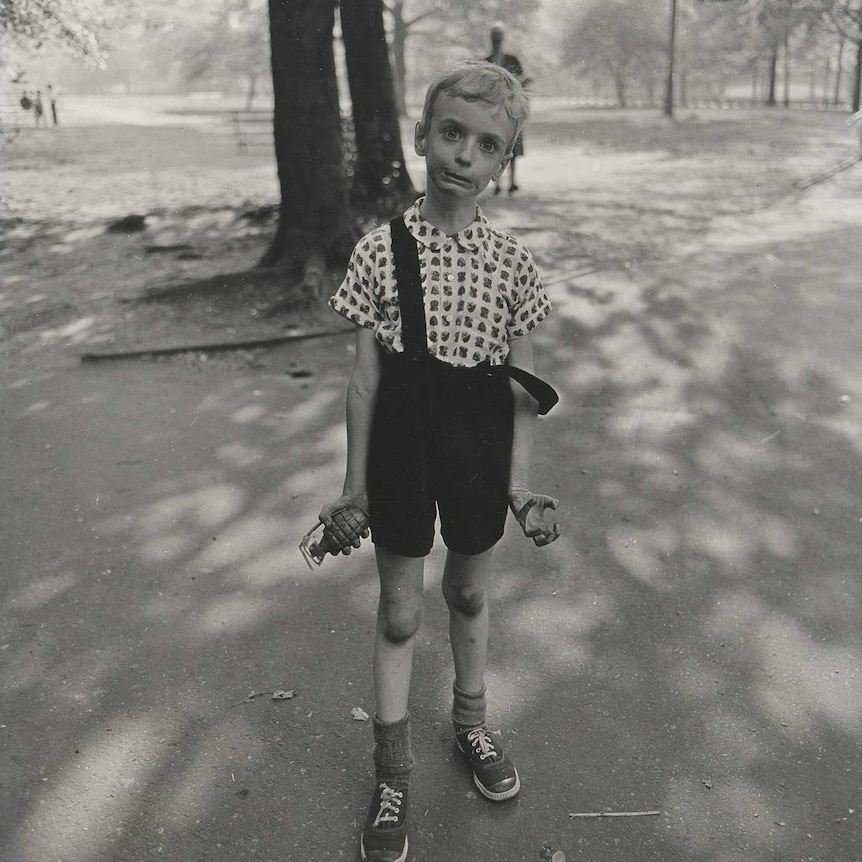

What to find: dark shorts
left=368, top=351, right=513, bottom=557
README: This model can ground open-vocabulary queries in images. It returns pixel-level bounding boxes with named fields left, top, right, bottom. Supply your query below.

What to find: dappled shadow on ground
left=2, top=168, right=859, bottom=861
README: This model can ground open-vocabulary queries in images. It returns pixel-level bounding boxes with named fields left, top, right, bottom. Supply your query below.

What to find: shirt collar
left=404, top=197, right=488, bottom=252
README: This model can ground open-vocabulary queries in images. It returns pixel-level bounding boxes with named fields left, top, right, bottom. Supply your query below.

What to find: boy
left=320, top=60, right=560, bottom=862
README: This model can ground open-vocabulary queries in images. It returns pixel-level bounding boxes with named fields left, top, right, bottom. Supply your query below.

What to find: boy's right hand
left=318, top=493, right=371, bottom=555
left=509, top=489, right=561, bottom=547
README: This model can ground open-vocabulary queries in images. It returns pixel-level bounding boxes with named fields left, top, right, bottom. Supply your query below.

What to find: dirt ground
left=0, top=97, right=857, bottom=364
left=1, top=98, right=860, bottom=862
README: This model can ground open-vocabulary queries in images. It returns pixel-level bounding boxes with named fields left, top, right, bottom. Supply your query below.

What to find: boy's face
left=415, top=94, right=513, bottom=201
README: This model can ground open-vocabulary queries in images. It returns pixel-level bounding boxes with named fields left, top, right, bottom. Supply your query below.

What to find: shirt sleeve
left=329, top=233, right=382, bottom=331
left=508, top=246, right=552, bottom=338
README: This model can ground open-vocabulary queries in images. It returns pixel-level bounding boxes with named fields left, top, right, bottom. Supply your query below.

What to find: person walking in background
left=19, top=90, right=32, bottom=113
left=47, top=84, right=58, bottom=125
left=484, top=22, right=531, bottom=195
left=318, top=60, right=560, bottom=862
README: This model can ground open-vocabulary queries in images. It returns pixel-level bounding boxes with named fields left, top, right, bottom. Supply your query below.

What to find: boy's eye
left=443, top=127, right=460, bottom=140
left=480, top=139, right=499, bottom=153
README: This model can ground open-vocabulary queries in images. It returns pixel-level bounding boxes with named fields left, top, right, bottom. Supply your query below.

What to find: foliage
left=560, top=0, right=859, bottom=105
left=0, top=0, right=120, bottom=64
left=181, top=0, right=270, bottom=103
left=388, top=0, right=539, bottom=48
left=562, top=0, right=666, bottom=105
left=818, top=0, right=862, bottom=39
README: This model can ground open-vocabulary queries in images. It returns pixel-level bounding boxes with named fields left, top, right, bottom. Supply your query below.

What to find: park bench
left=230, top=109, right=273, bottom=152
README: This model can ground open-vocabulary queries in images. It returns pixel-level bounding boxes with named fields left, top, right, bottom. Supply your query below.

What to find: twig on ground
left=568, top=810, right=661, bottom=819
left=80, top=326, right=352, bottom=363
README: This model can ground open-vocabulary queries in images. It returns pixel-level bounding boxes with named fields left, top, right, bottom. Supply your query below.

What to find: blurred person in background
left=47, top=84, right=59, bottom=125
left=484, top=22, right=531, bottom=194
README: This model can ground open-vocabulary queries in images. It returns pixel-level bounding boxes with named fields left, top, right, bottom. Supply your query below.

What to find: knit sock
left=451, top=682, right=487, bottom=731
left=373, top=713, right=414, bottom=786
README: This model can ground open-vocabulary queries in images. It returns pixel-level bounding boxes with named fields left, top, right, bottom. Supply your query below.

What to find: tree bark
left=389, top=0, right=409, bottom=116
left=766, top=43, right=778, bottom=106
left=341, top=0, right=416, bottom=213
left=854, top=37, right=862, bottom=111
left=261, top=0, right=355, bottom=272
left=833, top=38, right=844, bottom=105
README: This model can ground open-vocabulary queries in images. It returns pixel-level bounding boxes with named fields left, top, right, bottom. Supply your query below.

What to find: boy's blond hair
left=419, top=60, right=529, bottom=154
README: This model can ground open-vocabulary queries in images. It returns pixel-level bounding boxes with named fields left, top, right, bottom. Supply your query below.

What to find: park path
left=0, top=155, right=860, bottom=862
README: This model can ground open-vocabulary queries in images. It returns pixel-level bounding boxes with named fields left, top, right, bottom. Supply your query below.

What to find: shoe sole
left=473, top=769, right=521, bottom=802
left=360, top=833, right=408, bottom=862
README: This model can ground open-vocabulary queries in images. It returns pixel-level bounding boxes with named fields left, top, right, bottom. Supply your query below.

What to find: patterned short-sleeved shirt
left=329, top=198, right=551, bottom=367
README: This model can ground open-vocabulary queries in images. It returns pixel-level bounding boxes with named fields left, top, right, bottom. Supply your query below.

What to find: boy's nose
left=455, top=143, right=473, bottom=166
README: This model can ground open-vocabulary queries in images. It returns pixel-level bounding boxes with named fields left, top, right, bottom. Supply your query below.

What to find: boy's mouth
left=441, top=169, right=472, bottom=187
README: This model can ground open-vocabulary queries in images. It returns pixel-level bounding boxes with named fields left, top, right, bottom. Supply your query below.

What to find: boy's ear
left=492, top=153, right=512, bottom=183
left=414, top=121, right=426, bottom=156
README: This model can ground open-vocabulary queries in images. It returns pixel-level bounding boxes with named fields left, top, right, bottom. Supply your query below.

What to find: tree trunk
left=341, top=0, right=416, bottom=214
left=389, top=0, right=409, bottom=117
left=782, top=29, right=791, bottom=107
left=833, top=38, right=844, bottom=105
left=663, top=0, right=677, bottom=118
left=854, top=38, right=862, bottom=112
left=615, top=71, right=627, bottom=107
left=767, top=43, right=778, bottom=106
left=262, top=0, right=355, bottom=273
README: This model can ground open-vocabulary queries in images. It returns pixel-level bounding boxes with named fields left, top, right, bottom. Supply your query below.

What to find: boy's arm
left=343, top=325, right=382, bottom=498
left=507, top=334, right=560, bottom=546
left=318, top=325, right=381, bottom=551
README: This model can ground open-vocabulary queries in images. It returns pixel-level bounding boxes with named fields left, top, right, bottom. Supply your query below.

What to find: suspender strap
left=506, top=365, right=559, bottom=415
left=389, top=216, right=426, bottom=357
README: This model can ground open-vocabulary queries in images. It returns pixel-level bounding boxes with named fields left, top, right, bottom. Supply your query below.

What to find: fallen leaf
left=272, top=689, right=295, bottom=700
left=351, top=707, right=370, bottom=721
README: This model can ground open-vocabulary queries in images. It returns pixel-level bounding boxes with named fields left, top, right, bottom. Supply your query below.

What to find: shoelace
left=372, top=784, right=404, bottom=828
left=466, top=727, right=500, bottom=762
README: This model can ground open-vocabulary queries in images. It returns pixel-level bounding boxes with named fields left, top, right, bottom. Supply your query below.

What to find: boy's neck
left=419, top=193, right=479, bottom=236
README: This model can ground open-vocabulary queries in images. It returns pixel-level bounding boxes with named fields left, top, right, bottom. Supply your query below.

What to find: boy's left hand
left=509, top=489, right=561, bottom=547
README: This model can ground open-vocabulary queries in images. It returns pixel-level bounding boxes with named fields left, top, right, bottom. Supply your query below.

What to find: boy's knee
left=442, top=580, right=486, bottom=619
left=380, top=598, right=424, bottom=645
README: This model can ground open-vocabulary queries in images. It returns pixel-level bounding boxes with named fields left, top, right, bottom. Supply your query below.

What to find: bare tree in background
left=562, top=0, right=664, bottom=107
left=820, top=0, right=862, bottom=109
left=385, top=0, right=540, bottom=116
left=183, top=0, right=270, bottom=109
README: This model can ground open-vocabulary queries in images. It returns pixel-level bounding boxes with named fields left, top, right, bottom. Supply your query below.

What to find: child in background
left=320, top=60, right=560, bottom=862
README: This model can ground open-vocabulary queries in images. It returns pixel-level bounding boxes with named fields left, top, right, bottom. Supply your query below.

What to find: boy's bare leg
left=443, top=544, right=520, bottom=800
left=373, top=547, right=425, bottom=723
left=441, top=546, right=496, bottom=692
